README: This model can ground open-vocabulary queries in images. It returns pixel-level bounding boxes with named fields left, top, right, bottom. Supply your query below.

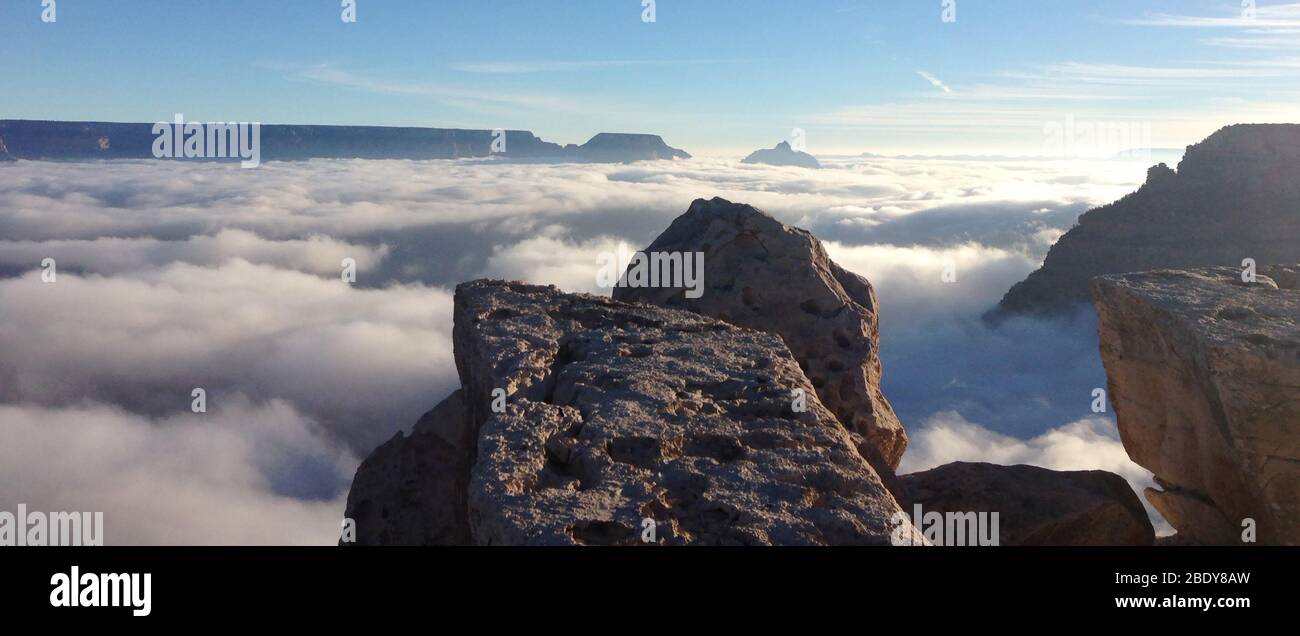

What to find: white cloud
left=0, top=229, right=387, bottom=276
left=481, top=235, right=629, bottom=296
left=0, top=156, right=1164, bottom=544
left=0, top=399, right=351, bottom=545
left=824, top=241, right=1038, bottom=319
left=0, top=156, right=1141, bottom=246
left=0, top=263, right=457, bottom=453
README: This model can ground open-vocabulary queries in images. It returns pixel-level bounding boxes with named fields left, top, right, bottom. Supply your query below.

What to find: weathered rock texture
left=741, top=141, right=822, bottom=169
left=1092, top=266, right=1300, bottom=545
left=612, top=198, right=906, bottom=475
left=346, top=280, right=919, bottom=545
left=895, top=462, right=1155, bottom=546
left=998, top=124, right=1300, bottom=317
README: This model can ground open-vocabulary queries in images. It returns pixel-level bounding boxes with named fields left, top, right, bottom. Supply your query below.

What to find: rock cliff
left=996, top=124, right=1300, bottom=317
left=612, top=198, right=906, bottom=475
left=345, top=280, right=918, bottom=545
left=1092, top=265, right=1300, bottom=545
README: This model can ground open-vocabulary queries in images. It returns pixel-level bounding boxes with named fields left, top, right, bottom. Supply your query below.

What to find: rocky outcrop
left=895, top=462, right=1155, bottom=546
left=345, top=280, right=919, bottom=545
left=742, top=141, right=821, bottom=169
left=1092, top=265, right=1300, bottom=545
left=0, top=120, right=689, bottom=163
left=612, top=198, right=906, bottom=475
left=996, top=124, right=1300, bottom=317
left=342, top=198, right=1166, bottom=546
left=0, top=136, right=14, bottom=161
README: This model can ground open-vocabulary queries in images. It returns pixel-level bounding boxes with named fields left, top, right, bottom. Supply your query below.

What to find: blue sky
left=4, top=0, right=1300, bottom=154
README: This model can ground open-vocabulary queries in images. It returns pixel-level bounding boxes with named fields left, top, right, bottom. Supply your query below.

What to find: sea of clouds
left=0, top=154, right=1170, bottom=543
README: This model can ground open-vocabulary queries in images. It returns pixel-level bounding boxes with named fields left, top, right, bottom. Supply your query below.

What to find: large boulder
left=345, top=280, right=919, bottom=545
left=612, top=198, right=906, bottom=475
left=1092, top=265, right=1300, bottom=545
left=996, top=124, right=1300, bottom=317
left=894, top=462, right=1155, bottom=546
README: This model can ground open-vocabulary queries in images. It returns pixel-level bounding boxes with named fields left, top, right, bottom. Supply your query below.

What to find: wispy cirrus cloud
left=1123, top=2, right=1300, bottom=28
left=448, top=59, right=744, bottom=73
left=1007, top=61, right=1291, bottom=86
left=799, top=1, right=1300, bottom=151
left=1203, top=36, right=1300, bottom=50
left=1123, top=2, right=1300, bottom=51
left=916, top=71, right=953, bottom=94
left=807, top=52, right=1300, bottom=149
left=284, top=63, right=603, bottom=115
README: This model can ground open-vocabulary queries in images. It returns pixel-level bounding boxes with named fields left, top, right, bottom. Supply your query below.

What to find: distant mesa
left=570, top=132, right=690, bottom=162
left=0, top=120, right=690, bottom=164
left=993, top=124, right=1300, bottom=318
left=742, top=141, right=821, bottom=169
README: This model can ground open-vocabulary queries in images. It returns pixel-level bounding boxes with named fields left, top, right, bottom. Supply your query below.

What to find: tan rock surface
left=612, top=197, right=906, bottom=475
left=343, top=279, right=920, bottom=545
left=459, top=280, right=917, bottom=545
left=1092, top=266, right=1300, bottom=544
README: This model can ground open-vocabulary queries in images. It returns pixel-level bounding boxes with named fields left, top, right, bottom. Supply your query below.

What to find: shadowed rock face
left=345, top=280, right=918, bottom=545
left=997, top=124, right=1300, bottom=317
left=1092, top=265, right=1300, bottom=545
left=895, top=462, right=1155, bottom=546
left=342, top=390, right=472, bottom=545
left=612, top=198, right=907, bottom=476
left=741, top=141, right=821, bottom=169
